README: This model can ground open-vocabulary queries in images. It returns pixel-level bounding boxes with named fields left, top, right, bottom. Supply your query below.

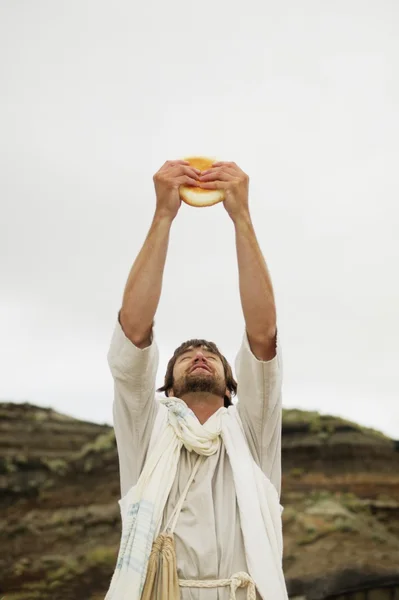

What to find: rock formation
left=1, top=402, right=399, bottom=599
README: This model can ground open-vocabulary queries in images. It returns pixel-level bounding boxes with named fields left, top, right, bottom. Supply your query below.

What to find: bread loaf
left=179, top=156, right=225, bottom=207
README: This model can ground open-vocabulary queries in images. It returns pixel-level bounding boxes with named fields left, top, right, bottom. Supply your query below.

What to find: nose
left=194, top=350, right=208, bottom=362
left=194, top=358, right=208, bottom=366
left=192, top=352, right=210, bottom=370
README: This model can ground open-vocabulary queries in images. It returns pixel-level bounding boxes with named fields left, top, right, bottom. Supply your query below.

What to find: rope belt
left=179, top=571, right=256, bottom=600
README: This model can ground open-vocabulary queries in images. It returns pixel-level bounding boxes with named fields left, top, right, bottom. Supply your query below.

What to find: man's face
left=169, top=345, right=228, bottom=400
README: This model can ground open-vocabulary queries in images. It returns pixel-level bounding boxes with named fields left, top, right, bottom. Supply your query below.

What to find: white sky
left=1, top=1, right=398, bottom=440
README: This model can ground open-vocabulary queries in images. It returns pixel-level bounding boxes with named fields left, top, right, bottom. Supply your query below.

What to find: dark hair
left=156, top=338, right=237, bottom=408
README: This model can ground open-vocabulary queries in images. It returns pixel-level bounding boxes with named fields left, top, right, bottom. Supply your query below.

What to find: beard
left=171, top=369, right=226, bottom=400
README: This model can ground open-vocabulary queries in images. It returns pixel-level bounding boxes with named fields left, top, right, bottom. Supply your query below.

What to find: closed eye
left=180, top=355, right=217, bottom=361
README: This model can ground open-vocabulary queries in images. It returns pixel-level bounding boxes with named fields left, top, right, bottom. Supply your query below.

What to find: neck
left=181, top=393, right=224, bottom=424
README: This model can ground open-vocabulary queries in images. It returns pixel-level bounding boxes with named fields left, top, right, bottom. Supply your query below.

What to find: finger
left=199, top=170, right=235, bottom=182
left=178, top=175, right=201, bottom=187
left=184, top=165, right=201, bottom=176
left=173, top=165, right=201, bottom=178
left=197, top=180, right=225, bottom=189
left=201, top=165, right=236, bottom=176
left=211, top=161, right=235, bottom=167
left=163, top=160, right=190, bottom=169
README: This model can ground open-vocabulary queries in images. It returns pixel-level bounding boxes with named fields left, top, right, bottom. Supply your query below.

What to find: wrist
left=231, top=210, right=252, bottom=227
left=153, top=210, right=175, bottom=225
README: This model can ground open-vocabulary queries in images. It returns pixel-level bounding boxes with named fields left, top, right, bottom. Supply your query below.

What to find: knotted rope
left=179, top=571, right=256, bottom=600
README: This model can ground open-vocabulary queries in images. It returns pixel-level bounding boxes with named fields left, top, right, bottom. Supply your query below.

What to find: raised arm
left=198, top=161, right=281, bottom=496
left=120, top=160, right=201, bottom=347
left=108, top=160, right=201, bottom=496
left=119, top=212, right=173, bottom=348
left=198, top=160, right=277, bottom=354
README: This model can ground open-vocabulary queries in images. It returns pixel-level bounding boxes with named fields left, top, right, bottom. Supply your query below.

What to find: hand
left=153, top=160, right=201, bottom=220
left=198, top=161, right=250, bottom=221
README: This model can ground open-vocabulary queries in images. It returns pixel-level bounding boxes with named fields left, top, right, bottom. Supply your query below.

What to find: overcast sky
left=1, top=1, right=398, bottom=440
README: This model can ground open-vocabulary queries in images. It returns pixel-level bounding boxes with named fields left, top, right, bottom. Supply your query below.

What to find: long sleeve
left=107, top=315, right=160, bottom=498
left=235, top=328, right=283, bottom=498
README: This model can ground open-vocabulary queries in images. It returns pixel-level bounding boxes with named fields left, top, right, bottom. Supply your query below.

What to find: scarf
left=105, top=397, right=288, bottom=600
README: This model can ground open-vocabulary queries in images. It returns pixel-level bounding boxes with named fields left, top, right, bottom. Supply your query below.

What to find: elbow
left=119, top=309, right=153, bottom=349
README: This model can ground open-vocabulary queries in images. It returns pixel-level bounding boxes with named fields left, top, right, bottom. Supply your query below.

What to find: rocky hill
left=1, top=401, right=399, bottom=600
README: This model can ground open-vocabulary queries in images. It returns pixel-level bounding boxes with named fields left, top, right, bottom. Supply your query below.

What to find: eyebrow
left=179, top=348, right=216, bottom=358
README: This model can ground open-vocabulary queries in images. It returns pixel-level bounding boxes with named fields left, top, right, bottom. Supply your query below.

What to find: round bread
left=179, top=156, right=226, bottom=207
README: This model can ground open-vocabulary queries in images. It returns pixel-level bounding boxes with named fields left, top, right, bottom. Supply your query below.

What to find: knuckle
left=185, top=167, right=198, bottom=178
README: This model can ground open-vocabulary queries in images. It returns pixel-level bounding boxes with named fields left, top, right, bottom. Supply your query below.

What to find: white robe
left=108, top=319, right=284, bottom=600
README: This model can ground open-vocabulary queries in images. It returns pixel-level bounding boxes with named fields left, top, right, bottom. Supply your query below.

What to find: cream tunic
left=108, top=318, right=283, bottom=600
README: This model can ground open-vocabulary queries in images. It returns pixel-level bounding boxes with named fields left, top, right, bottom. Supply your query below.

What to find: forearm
left=233, top=212, right=277, bottom=340
left=120, top=211, right=174, bottom=343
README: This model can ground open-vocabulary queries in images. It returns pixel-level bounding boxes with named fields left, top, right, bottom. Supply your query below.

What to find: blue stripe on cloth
left=116, top=499, right=157, bottom=576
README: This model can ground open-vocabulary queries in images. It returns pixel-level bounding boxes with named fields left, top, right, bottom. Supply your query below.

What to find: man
left=107, top=160, right=286, bottom=599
